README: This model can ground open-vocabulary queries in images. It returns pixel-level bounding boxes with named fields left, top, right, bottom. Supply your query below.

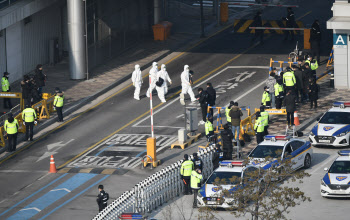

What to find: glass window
left=329, top=161, right=350, bottom=174
left=207, top=172, right=241, bottom=185
left=319, top=112, right=350, bottom=124
left=250, top=145, right=284, bottom=158
left=290, top=141, right=304, bottom=151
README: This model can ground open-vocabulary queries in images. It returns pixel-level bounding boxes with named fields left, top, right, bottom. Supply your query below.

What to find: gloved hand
left=188, top=83, right=191, bottom=86
left=133, top=82, right=135, bottom=86
left=170, top=81, right=172, bottom=85
left=23, top=122, right=25, bottom=125
left=53, top=106, right=56, bottom=110
left=34, top=121, right=37, bottom=125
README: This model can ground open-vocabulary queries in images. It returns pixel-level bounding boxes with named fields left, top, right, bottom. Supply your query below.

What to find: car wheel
left=303, top=154, right=311, bottom=169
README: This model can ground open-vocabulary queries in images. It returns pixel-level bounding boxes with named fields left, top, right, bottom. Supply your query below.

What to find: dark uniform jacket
left=206, top=87, right=216, bottom=106
left=310, top=22, right=321, bottom=43
left=197, top=91, right=208, bottom=107
left=308, top=83, right=319, bottom=101
left=192, top=157, right=203, bottom=170
left=294, top=69, right=304, bottom=89
left=221, top=128, right=233, bottom=153
left=97, top=190, right=109, bottom=211
left=284, top=94, right=296, bottom=113
left=34, top=69, right=46, bottom=87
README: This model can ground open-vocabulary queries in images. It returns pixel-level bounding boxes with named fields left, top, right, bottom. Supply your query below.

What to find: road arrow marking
left=20, top=207, right=41, bottom=212
left=50, top=188, right=71, bottom=193
left=47, top=139, right=74, bottom=151
left=36, top=139, right=74, bottom=162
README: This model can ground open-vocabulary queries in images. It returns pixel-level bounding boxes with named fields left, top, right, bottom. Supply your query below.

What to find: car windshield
left=207, top=171, right=241, bottom=185
left=249, top=145, right=284, bottom=158
left=319, top=112, right=350, bottom=124
left=329, top=161, right=350, bottom=174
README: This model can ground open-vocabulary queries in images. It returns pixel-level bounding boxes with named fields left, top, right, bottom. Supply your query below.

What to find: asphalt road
left=0, top=0, right=334, bottom=219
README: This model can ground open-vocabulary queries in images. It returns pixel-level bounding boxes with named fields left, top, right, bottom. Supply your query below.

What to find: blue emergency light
left=219, top=160, right=244, bottom=167
left=338, top=150, right=350, bottom=156
left=333, top=102, right=350, bottom=108
left=264, top=135, right=290, bottom=142
left=119, top=213, right=143, bottom=220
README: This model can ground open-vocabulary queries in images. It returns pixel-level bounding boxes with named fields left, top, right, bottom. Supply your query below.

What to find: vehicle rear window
left=319, top=112, right=350, bottom=124
left=249, top=145, right=283, bottom=158
left=207, top=172, right=241, bottom=185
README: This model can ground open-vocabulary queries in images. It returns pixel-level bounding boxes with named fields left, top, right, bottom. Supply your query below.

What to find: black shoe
left=30, top=138, right=33, bottom=141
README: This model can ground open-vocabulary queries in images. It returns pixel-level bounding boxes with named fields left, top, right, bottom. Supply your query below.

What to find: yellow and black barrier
left=255, top=108, right=287, bottom=115
left=233, top=19, right=304, bottom=34
left=269, top=58, right=298, bottom=73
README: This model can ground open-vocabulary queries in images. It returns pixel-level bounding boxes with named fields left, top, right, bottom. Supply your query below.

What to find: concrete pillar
left=154, top=0, right=160, bottom=24
left=67, top=0, right=87, bottom=80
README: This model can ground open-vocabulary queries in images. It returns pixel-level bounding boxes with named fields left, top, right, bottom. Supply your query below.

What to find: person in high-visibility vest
left=274, top=79, right=284, bottom=109
left=305, top=54, right=318, bottom=77
left=261, top=86, right=271, bottom=108
left=54, top=91, right=64, bottom=122
left=205, top=114, right=214, bottom=138
left=260, top=105, right=269, bottom=135
left=191, top=168, right=203, bottom=208
left=22, top=104, right=37, bottom=141
left=283, top=67, right=296, bottom=94
left=180, top=154, right=194, bottom=195
left=254, top=112, right=265, bottom=144
left=225, top=101, right=234, bottom=125
left=2, top=72, right=12, bottom=109
left=4, top=113, right=18, bottom=152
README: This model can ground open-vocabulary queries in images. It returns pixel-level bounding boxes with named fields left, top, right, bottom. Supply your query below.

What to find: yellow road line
left=270, top=20, right=282, bottom=34
left=238, top=20, right=253, bottom=33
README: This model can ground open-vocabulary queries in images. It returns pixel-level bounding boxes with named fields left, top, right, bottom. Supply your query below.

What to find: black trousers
left=252, top=30, right=264, bottom=43
left=3, top=98, right=12, bottom=109
left=209, top=108, right=214, bottom=123
left=311, top=41, right=321, bottom=63
left=7, top=133, right=17, bottom=152
left=285, top=86, right=295, bottom=95
left=296, top=89, right=304, bottom=102
left=56, top=106, right=63, bottom=121
left=287, top=112, right=294, bottom=125
left=256, top=132, right=264, bottom=144
left=275, top=97, right=282, bottom=109
left=98, top=203, right=107, bottom=212
left=264, top=125, right=269, bottom=136
left=193, top=189, right=199, bottom=208
left=25, top=122, right=34, bottom=140
left=223, top=150, right=233, bottom=160
left=183, top=176, right=192, bottom=195
left=200, top=105, right=207, bottom=122
left=310, top=100, right=317, bottom=108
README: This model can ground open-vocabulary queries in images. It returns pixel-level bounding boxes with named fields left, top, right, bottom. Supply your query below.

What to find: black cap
left=98, top=185, right=104, bottom=189
left=25, top=104, right=31, bottom=108
left=3, top=72, right=9, bottom=76
left=230, top=101, right=234, bottom=106
left=184, top=154, right=188, bottom=160
left=8, top=113, right=13, bottom=118
left=260, top=105, right=265, bottom=111
left=193, top=152, right=197, bottom=157
left=189, top=70, right=194, bottom=75
left=264, top=86, right=268, bottom=90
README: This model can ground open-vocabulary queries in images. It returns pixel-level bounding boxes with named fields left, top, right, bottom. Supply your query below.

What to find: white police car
left=321, top=150, right=350, bottom=197
left=248, top=135, right=313, bottom=171
left=197, top=161, right=263, bottom=208
left=309, top=102, right=350, bottom=147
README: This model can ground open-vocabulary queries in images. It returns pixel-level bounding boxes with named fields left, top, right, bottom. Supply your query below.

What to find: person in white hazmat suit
left=132, top=64, right=143, bottom=100
left=181, top=65, right=196, bottom=102
left=156, top=64, right=172, bottom=102
left=146, top=62, right=158, bottom=98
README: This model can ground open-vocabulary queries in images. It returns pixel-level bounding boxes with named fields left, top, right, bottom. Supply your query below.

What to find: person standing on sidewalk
left=261, top=86, right=271, bottom=108
left=34, top=64, right=46, bottom=97
left=22, top=104, right=37, bottom=141
left=21, top=75, right=32, bottom=107
left=4, top=113, right=18, bottom=152
left=146, top=62, right=158, bottom=98
left=254, top=112, right=264, bottom=144
left=191, top=168, right=203, bottom=208
left=221, top=124, right=234, bottom=160
left=196, top=88, right=208, bottom=124
left=2, top=72, right=12, bottom=109
left=192, top=152, right=203, bottom=171
left=181, top=65, right=196, bottom=103
left=180, top=154, right=194, bottom=195
left=54, top=91, right=64, bottom=122
left=274, top=79, right=284, bottom=109
left=229, top=102, right=243, bottom=147
left=308, top=78, right=319, bottom=109
left=132, top=64, right=143, bottom=100
left=284, top=90, right=296, bottom=127
left=265, top=72, right=276, bottom=108
left=225, top=101, right=234, bottom=126
left=260, top=106, right=269, bottom=135
left=292, top=65, right=304, bottom=103
left=283, top=67, right=296, bottom=94
left=206, top=83, right=216, bottom=119
left=96, top=185, right=109, bottom=212
left=310, top=20, right=321, bottom=64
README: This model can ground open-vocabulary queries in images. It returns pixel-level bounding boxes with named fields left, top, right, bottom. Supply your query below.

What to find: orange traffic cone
left=49, top=155, right=57, bottom=173
left=294, top=111, right=300, bottom=126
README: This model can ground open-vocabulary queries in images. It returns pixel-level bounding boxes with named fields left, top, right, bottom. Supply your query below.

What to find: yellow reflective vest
left=260, top=111, right=269, bottom=126
left=274, top=83, right=284, bottom=96
left=54, top=95, right=64, bottom=107
left=205, top=121, right=214, bottom=135
left=261, top=91, right=271, bottom=106
left=283, top=71, right=296, bottom=86
left=305, top=60, right=318, bottom=70
left=181, top=160, right=194, bottom=177
left=225, top=107, right=231, bottom=123
left=254, top=116, right=265, bottom=133
left=4, top=119, right=18, bottom=134
left=1, top=77, right=9, bottom=92
left=22, top=108, right=37, bottom=122
left=191, top=170, right=203, bottom=189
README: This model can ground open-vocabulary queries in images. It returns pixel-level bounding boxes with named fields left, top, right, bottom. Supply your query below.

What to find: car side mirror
left=324, top=167, right=328, bottom=171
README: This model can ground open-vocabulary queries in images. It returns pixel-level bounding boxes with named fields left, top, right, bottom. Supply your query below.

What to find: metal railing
left=93, top=145, right=215, bottom=220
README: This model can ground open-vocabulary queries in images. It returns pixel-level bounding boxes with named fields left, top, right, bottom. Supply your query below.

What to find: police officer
left=192, top=152, right=203, bottom=171
left=4, top=113, right=18, bottom=152
left=260, top=106, right=269, bottom=135
left=283, top=67, right=296, bottom=94
left=205, top=114, right=214, bottom=139
left=254, top=112, right=265, bottom=144
left=225, top=101, right=234, bottom=126
left=96, top=185, right=109, bottom=212
left=284, top=7, right=295, bottom=41
left=196, top=87, right=208, bottom=124
left=22, top=104, right=37, bottom=141
left=261, top=86, right=271, bottom=108
left=2, top=72, right=12, bottom=109
left=213, top=144, right=224, bottom=169
left=221, top=124, right=234, bottom=160
left=54, top=91, right=64, bottom=122
left=274, top=79, right=284, bottom=109
left=305, top=55, right=318, bottom=77
left=180, top=154, right=194, bottom=195
left=191, top=168, right=203, bottom=208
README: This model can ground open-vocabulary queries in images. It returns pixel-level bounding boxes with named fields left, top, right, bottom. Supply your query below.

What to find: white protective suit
left=131, top=64, right=142, bottom=100
left=146, top=62, right=158, bottom=98
left=156, top=64, right=172, bottom=102
left=181, top=65, right=196, bottom=102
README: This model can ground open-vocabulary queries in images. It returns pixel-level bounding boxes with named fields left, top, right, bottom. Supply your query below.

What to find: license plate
left=207, top=201, right=217, bottom=205
left=319, top=140, right=330, bottom=143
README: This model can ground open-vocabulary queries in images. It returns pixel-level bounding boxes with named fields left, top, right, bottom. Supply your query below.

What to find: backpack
left=156, top=77, right=164, bottom=87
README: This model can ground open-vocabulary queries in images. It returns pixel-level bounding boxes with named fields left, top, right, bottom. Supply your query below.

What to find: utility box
left=186, top=108, right=198, bottom=132
left=178, top=129, right=187, bottom=144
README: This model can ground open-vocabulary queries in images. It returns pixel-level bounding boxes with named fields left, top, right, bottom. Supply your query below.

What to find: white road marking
left=134, top=125, right=183, bottom=129
left=50, top=188, right=71, bottom=193
left=20, top=207, right=41, bottom=212
left=0, top=170, right=47, bottom=173
left=106, top=146, right=144, bottom=151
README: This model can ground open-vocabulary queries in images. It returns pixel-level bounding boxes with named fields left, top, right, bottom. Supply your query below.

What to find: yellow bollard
left=220, top=2, right=229, bottom=23
left=146, top=137, right=160, bottom=168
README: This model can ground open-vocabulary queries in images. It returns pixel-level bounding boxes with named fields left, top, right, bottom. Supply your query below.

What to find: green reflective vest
left=274, top=83, right=284, bottom=96
left=191, top=170, right=203, bottom=189
left=254, top=116, right=265, bottom=133
left=225, top=107, right=231, bottom=123
left=54, top=95, right=64, bottom=107
left=260, top=111, right=269, bottom=126
left=283, top=71, right=296, bottom=86
left=181, top=160, right=194, bottom=176
left=306, top=60, right=318, bottom=70
left=205, top=121, right=214, bottom=135
left=22, top=108, right=37, bottom=122
left=261, top=91, right=271, bottom=106
left=4, top=119, right=18, bottom=134
left=1, top=77, right=9, bottom=92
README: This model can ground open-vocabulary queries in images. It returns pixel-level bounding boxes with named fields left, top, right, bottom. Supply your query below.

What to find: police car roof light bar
left=219, top=160, right=244, bottom=167
left=338, top=150, right=350, bottom=156
left=333, top=102, right=350, bottom=108
left=120, top=213, right=143, bottom=219
left=264, top=135, right=290, bottom=141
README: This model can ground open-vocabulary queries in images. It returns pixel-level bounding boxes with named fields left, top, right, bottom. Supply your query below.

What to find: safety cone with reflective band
left=294, top=111, right=300, bottom=126
left=49, top=155, right=57, bottom=173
